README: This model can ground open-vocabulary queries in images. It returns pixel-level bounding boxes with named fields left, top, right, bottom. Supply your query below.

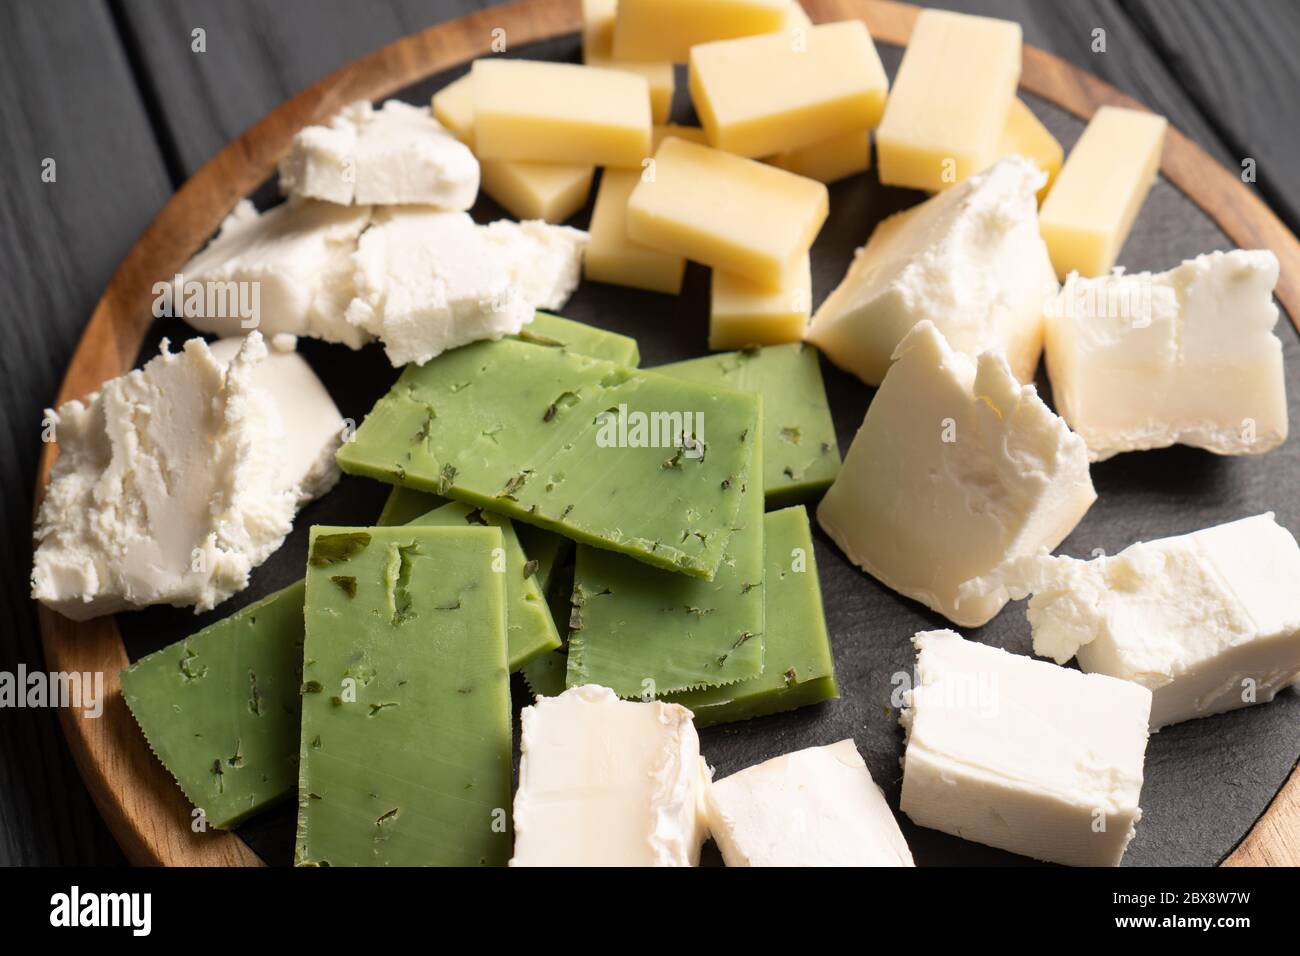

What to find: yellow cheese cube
left=612, top=0, right=791, bottom=62
left=480, top=161, right=595, bottom=223
left=1038, top=106, right=1166, bottom=279
left=996, top=98, right=1063, bottom=203
left=587, top=56, right=674, bottom=124
left=690, top=21, right=888, bottom=158
left=710, top=256, right=812, bottom=349
left=586, top=169, right=686, bottom=295
left=471, top=59, right=652, bottom=166
left=627, top=137, right=828, bottom=289
left=582, top=0, right=674, bottom=123
left=877, top=9, right=1021, bottom=192
left=581, top=0, right=617, bottom=59
left=433, top=76, right=594, bottom=223
left=653, top=124, right=709, bottom=149
left=769, top=128, right=872, bottom=184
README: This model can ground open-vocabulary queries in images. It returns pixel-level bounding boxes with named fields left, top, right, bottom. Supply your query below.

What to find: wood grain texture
left=0, top=0, right=178, bottom=867
left=112, top=0, right=499, bottom=178
left=1125, top=0, right=1300, bottom=235
left=25, top=0, right=1300, bottom=867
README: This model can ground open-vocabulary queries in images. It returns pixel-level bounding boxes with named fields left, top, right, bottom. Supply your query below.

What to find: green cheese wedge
left=528, top=506, right=837, bottom=726
left=565, top=411, right=766, bottom=697
left=296, top=525, right=512, bottom=867
left=517, top=311, right=641, bottom=366
left=337, top=337, right=760, bottom=580
left=120, top=581, right=305, bottom=830
left=657, top=344, right=840, bottom=507
left=668, top=505, right=838, bottom=727
left=378, top=493, right=561, bottom=670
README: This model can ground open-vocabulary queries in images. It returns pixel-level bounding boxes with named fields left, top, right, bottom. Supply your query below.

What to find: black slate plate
left=120, top=36, right=1300, bottom=867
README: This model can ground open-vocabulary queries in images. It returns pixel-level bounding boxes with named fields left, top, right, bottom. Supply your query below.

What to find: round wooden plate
left=35, top=0, right=1300, bottom=867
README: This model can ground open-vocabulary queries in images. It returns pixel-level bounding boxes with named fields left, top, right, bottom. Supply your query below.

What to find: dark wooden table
left=2, top=0, right=1297, bottom=866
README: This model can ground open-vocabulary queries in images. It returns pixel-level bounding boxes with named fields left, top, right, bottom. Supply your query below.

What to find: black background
left=2, top=0, right=1299, bottom=866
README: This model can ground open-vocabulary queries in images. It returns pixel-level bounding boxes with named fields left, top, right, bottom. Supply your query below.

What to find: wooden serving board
left=35, top=0, right=1300, bottom=867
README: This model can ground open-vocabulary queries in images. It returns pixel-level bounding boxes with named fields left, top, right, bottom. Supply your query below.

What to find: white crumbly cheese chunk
left=706, top=739, right=914, bottom=867
left=206, top=337, right=344, bottom=503
left=900, top=629, right=1152, bottom=867
left=345, top=207, right=588, bottom=366
left=179, top=199, right=373, bottom=347
left=33, top=334, right=337, bottom=621
left=964, top=514, right=1300, bottom=729
left=807, top=157, right=1056, bottom=386
left=511, top=685, right=708, bottom=867
left=817, top=321, right=1096, bottom=627
left=1044, top=250, right=1287, bottom=461
left=278, top=99, right=479, bottom=209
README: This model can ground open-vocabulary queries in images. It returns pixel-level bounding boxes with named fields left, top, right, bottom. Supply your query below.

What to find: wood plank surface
left=1125, top=0, right=1300, bottom=234
left=0, top=0, right=176, bottom=866
left=112, top=0, right=497, bottom=177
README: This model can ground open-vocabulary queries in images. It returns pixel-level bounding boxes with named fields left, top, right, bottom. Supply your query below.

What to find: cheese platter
left=33, top=0, right=1300, bottom=867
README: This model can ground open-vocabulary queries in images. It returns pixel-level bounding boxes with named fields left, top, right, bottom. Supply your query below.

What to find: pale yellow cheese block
left=690, top=21, right=888, bottom=158
left=471, top=59, right=652, bottom=166
left=432, top=75, right=594, bottom=223
left=627, top=137, right=829, bottom=289
left=612, top=0, right=791, bottom=62
left=877, top=9, right=1021, bottom=192
left=480, top=162, right=596, bottom=223
left=1038, top=105, right=1167, bottom=278
left=587, top=56, right=674, bottom=124
left=710, top=255, right=812, bottom=349
left=431, top=74, right=477, bottom=143
left=769, top=128, right=872, bottom=184
left=996, top=98, right=1063, bottom=203
left=586, top=168, right=686, bottom=295
left=581, top=0, right=618, bottom=59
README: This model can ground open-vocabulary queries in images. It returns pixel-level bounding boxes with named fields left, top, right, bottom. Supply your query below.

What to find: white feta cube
left=817, top=320, right=1096, bottom=627
left=1044, top=249, right=1287, bottom=460
left=510, top=685, right=708, bottom=867
left=279, top=99, right=480, bottom=210
left=965, top=513, right=1300, bottom=728
left=178, top=199, right=372, bottom=347
left=706, top=739, right=914, bottom=867
left=33, top=334, right=340, bottom=620
left=901, top=629, right=1152, bottom=867
left=344, top=208, right=587, bottom=367
left=807, top=157, right=1056, bottom=386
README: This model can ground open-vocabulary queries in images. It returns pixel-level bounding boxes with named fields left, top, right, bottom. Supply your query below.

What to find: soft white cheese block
left=278, top=99, right=479, bottom=209
left=206, top=336, right=344, bottom=503
left=179, top=199, right=373, bottom=348
left=807, top=157, right=1056, bottom=386
left=963, top=514, right=1300, bottom=729
left=33, top=334, right=336, bottom=621
left=510, top=685, right=708, bottom=867
left=705, top=739, right=914, bottom=867
left=1044, top=250, right=1287, bottom=461
left=901, top=629, right=1152, bottom=867
left=344, top=207, right=587, bottom=367
left=817, top=321, right=1096, bottom=627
